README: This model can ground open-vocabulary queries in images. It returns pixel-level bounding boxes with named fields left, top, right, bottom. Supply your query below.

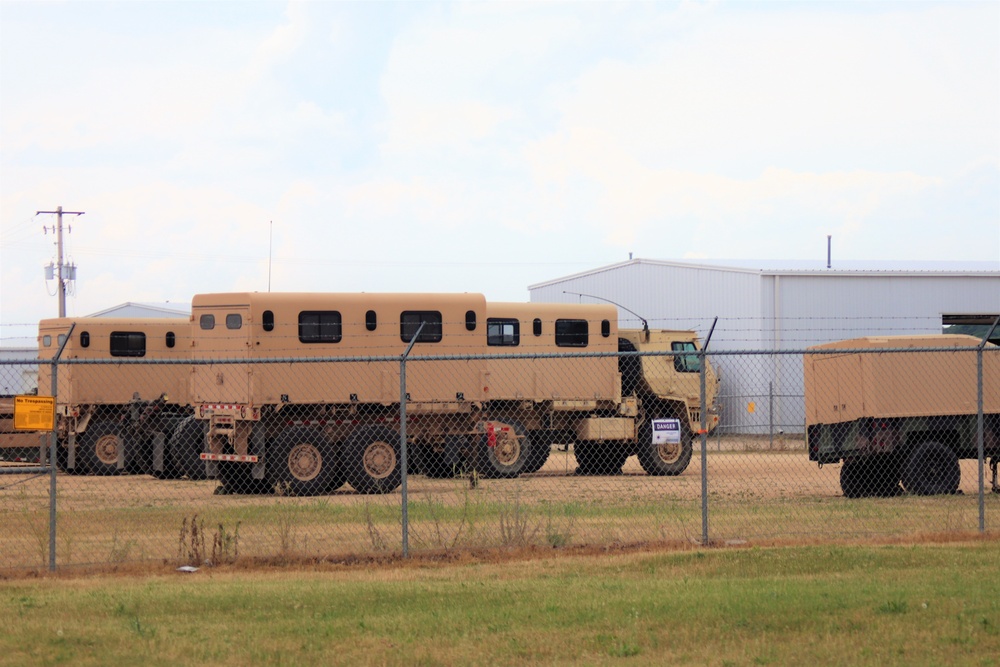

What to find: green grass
left=1, top=542, right=997, bottom=666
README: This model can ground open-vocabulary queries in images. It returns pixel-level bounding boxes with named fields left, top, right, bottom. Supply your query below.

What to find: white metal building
left=529, top=258, right=1000, bottom=434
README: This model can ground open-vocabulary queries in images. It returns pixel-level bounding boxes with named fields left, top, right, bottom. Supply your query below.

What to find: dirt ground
left=1, top=439, right=990, bottom=508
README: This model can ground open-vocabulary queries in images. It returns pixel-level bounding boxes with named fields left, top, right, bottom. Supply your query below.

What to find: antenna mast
left=37, top=206, right=84, bottom=317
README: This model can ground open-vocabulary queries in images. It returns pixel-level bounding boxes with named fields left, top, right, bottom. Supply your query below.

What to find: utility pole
left=36, top=206, right=84, bottom=317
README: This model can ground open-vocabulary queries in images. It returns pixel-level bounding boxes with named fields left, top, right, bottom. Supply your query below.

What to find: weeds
left=178, top=514, right=240, bottom=566
left=497, top=489, right=539, bottom=548
left=363, top=502, right=388, bottom=551
left=109, top=530, right=137, bottom=563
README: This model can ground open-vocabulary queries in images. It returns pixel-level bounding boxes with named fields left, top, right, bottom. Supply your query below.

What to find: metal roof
left=85, top=302, right=189, bottom=318
left=528, top=258, right=1000, bottom=289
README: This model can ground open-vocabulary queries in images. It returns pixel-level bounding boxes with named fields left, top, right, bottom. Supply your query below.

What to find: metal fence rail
left=1, top=344, right=997, bottom=572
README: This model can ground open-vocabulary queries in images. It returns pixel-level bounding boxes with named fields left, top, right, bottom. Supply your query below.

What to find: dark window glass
left=299, top=311, right=342, bottom=343
left=601, top=320, right=611, bottom=337
left=262, top=310, right=275, bottom=332
left=365, top=310, right=377, bottom=331
left=487, top=318, right=520, bottom=346
left=199, top=314, right=215, bottom=330
left=400, top=311, right=443, bottom=343
left=465, top=310, right=477, bottom=331
left=110, top=332, right=146, bottom=357
left=672, top=341, right=701, bottom=373
left=165, top=332, right=176, bottom=348
left=226, top=314, right=243, bottom=330
left=80, top=332, right=90, bottom=348
left=533, top=318, right=542, bottom=336
left=555, top=319, right=589, bottom=347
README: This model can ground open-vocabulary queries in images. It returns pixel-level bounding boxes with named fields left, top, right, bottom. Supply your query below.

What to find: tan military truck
left=190, top=292, right=719, bottom=495
left=36, top=317, right=205, bottom=478
left=804, top=335, right=1000, bottom=497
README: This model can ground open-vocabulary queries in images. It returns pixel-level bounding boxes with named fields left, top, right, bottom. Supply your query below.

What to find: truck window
left=199, top=314, right=215, bottom=330
left=226, top=314, right=243, bottom=330
left=165, top=332, right=175, bottom=348
left=262, top=310, right=275, bottom=332
left=110, top=332, right=146, bottom=358
left=487, top=318, right=519, bottom=346
left=672, top=341, right=701, bottom=372
left=80, top=331, right=90, bottom=348
left=401, top=311, right=442, bottom=343
left=555, top=319, right=588, bottom=347
left=299, top=311, right=342, bottom=343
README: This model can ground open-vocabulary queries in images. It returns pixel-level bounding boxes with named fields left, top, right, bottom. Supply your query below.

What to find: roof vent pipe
left=827, top=235, right=832, bottom=269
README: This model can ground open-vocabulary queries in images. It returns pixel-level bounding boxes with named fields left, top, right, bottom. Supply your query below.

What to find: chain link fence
left=1, top=326, right=998, bottom=572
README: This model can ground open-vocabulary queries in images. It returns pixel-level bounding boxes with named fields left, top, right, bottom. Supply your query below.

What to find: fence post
left=399, top=355, right=409, bottom=557
left=700, top=349, right=708, bottom=545
left=700, top=318, right=717, bottom=546
left=47, top=324, right=73, bottom=572
left=399, top=322, right=425, bottom=558
left=48, top=358, right=58, bottom=572
left=977, top=343, right=986, bottom=533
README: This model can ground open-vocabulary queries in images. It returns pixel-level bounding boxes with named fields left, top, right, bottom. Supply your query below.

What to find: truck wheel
left=345, top=425, right=401, bottom=494
left=169, top=416, right=209, bottom=480
left=840, top=455, right=902, bottom=498
left=574, top=441, right=628, bottom=475
left=77, top=421, right=124, bottom=475
left=417, top=436, right=467, bottom=479
left=524, top=430, right=555, bottom=474
left=636, top=420, right=693, bottom=476
left=901, top=441, right=960, bottom=496
left=268, top=426, right=344, bottom=496
left=478, top=420, right=530, bottom=479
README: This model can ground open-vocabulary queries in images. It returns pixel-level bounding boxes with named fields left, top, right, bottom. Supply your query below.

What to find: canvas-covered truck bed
left=804, top=334, right=1000, bottom=497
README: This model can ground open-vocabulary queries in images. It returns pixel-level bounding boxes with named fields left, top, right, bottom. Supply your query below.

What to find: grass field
left=1, top=540, right=998, bottom=666
left=4, top=449, right=998, bottom=571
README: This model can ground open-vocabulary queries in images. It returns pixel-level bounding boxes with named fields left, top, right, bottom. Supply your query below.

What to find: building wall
left=531, top=262, right=1000, bottom=435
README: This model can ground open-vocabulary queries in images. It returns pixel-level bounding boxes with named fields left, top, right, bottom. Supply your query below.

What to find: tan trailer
left=36, top=317, right=202, bottom=477
left=804, top=335, right=1000, bottom=496
left=191, top=292, right=720, bottom=495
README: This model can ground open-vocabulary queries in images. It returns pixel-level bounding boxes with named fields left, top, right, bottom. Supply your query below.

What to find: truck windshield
left=671, top=341, right=700, bottom=373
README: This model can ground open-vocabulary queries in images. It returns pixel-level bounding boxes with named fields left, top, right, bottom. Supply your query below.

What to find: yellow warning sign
left=747, top=402, right=756, bottom=414
left=13, top=395, right=55, bottom=431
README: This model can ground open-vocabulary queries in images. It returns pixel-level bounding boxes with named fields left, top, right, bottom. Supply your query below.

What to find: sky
left=1, top=0, right=998, bottom=347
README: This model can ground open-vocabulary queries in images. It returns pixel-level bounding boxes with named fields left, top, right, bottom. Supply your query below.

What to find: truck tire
left=901, top=441, right=960, bottom=496
left=77, top=421, right=124, bottom=475
left=636, top=420, right=692, bottom=476
left=345, top=425, right=401, bottom=494
left=574, top=441, right=628, bottom=475
left=840, top=455, right=902, bottom=498
left=477, top=420, right=530, bottom=479
left=269, top=426, right=344, bottom=496
left=169, top=416, right=209, bottom=480
left=524, top=430, right=555, bottom=474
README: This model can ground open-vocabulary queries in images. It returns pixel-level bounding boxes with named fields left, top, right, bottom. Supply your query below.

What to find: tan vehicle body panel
left=619, top=330, right=717, bottom=402
left=191, top=292, right=488, bottom=406
left=484, top=302, right=620, bottom=402
left=36, top=318, right=191, bottom=408
left=804, top=334, right=1000, bottom=426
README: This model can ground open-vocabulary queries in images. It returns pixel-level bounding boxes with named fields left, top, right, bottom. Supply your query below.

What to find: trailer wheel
left=169, top=417, right=209, bottom=480
left=345, top=425, right=401, bottom=494
left=901, top=441, right=960, bottom=496
left=524, top=430, right=555, bottom=474
left=77, top=421, right=124, bottom=475
left=269, top=426, right=344, bottom=496
left=636, top=420, right=692, bottom=476
left=840, top=455, right=902, bottom=498
left=478, top=420, right=530, bottom=479
left=574, top=441, right=628, bottom=475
